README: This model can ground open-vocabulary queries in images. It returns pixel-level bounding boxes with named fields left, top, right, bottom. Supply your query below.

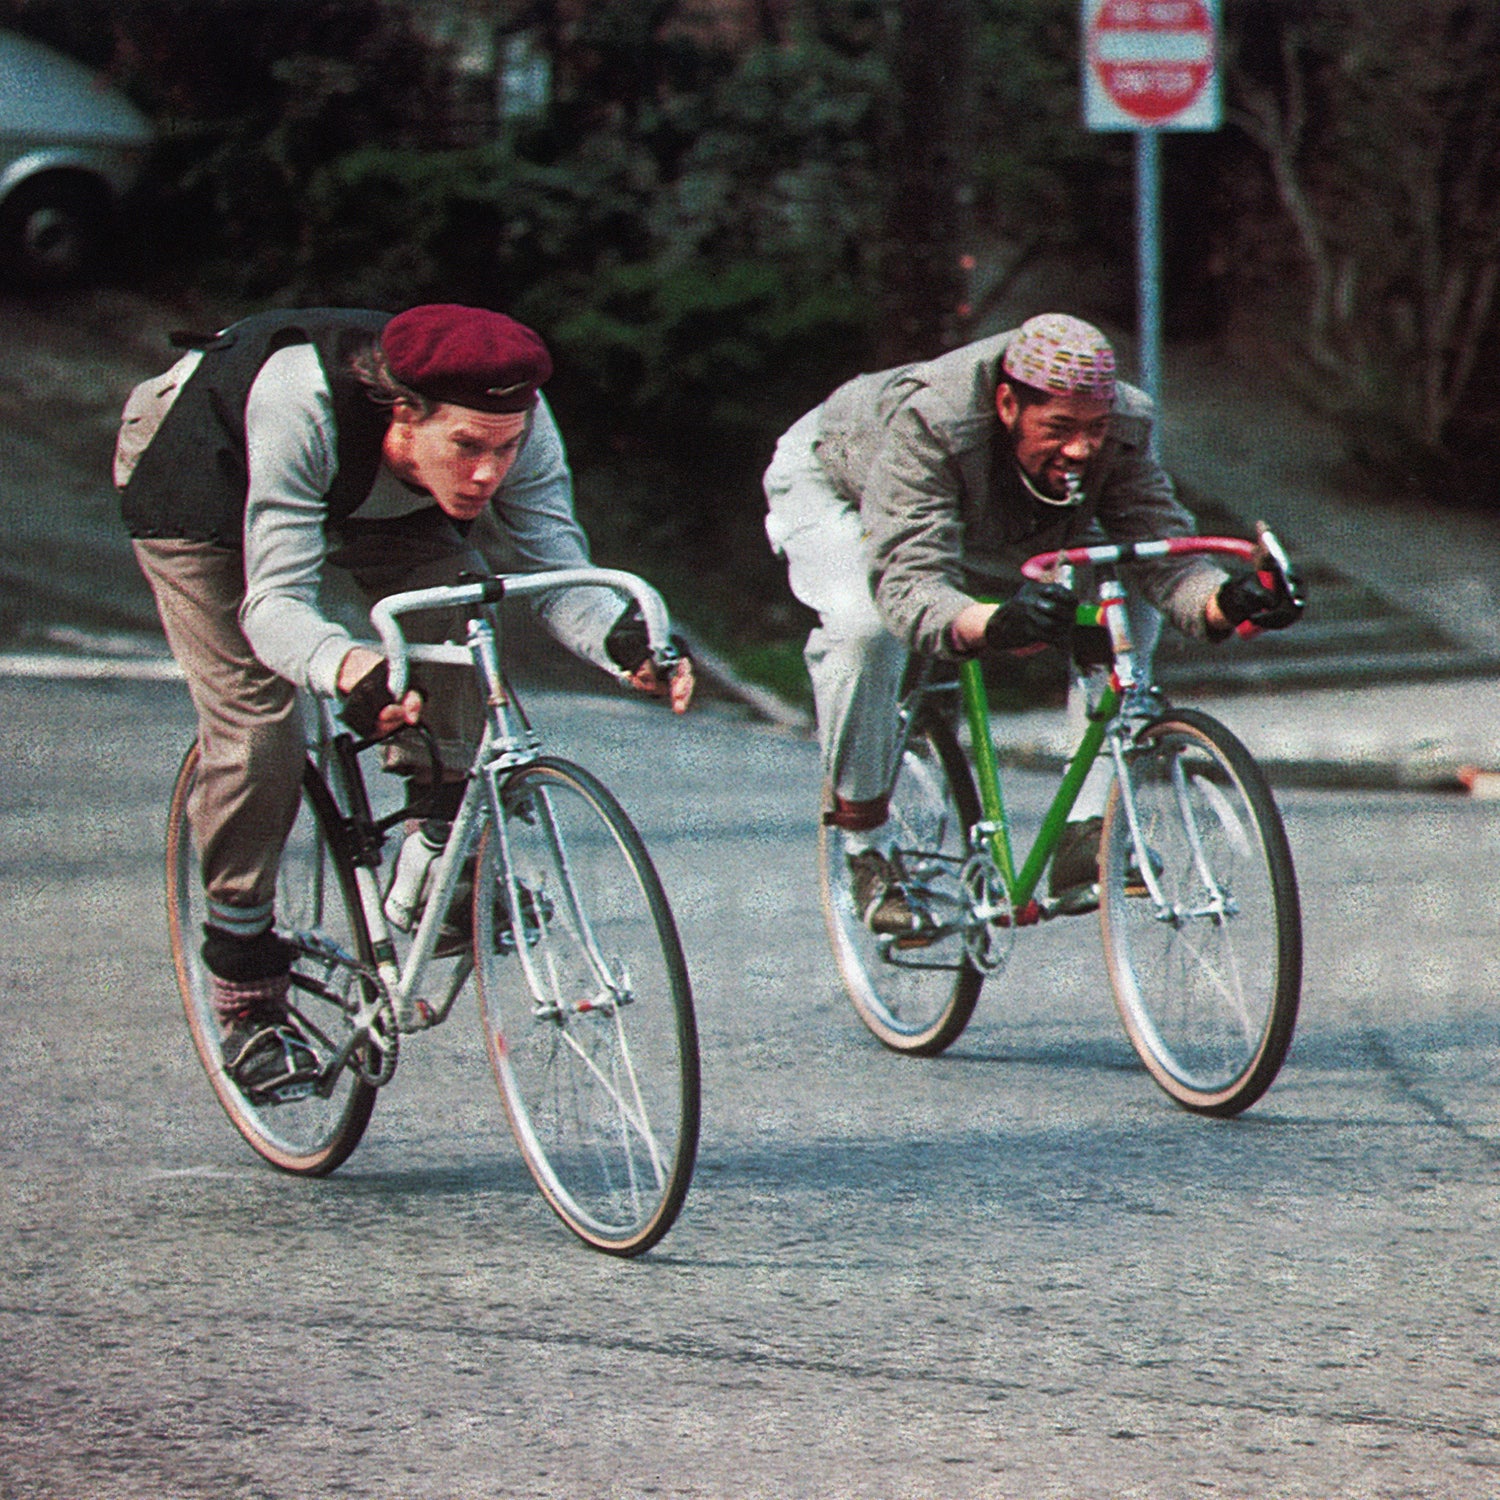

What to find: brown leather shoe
left=847, top=849, right=920, bottom=938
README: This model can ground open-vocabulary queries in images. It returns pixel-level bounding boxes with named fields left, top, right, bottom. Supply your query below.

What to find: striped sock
left=210, top=971, right=291, bottom=1026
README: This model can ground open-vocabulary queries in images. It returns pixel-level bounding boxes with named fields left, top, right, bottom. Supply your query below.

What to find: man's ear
left=382, top=400, right=420, bottom=473
left=995, top=381, right=1019, bottom=432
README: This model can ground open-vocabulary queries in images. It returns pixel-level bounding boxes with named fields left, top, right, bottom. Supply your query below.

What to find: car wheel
left=0, top=176, right=111, bottom=286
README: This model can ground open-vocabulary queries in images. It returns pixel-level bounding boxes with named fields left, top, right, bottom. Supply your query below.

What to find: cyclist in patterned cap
left=119, top=303, right=693, bottom=1098
left=764, top=312, right=1301, bottom=937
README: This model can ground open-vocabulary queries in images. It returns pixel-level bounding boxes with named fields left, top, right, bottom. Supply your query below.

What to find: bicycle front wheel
left=1100, top=709, right=1301, bottom=1116
left=167, top=743, right=377, bottom=1174
left=818, top=710, right=984, bottom=1056
left=473, top=758, right=699, bottom=1256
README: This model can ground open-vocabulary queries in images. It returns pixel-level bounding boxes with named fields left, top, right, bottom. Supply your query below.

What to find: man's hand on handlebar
left=627, top=654, right=695, bottom=714
left=981, top=579, right=1078, bottom=653
left=606, top=606, right=695, bottom=714
left=337, top=647, right=425, bottom=738
left=1212, top=570, right=1304, bottom=635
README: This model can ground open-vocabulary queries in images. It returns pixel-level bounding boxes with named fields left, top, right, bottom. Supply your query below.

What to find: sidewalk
left=1133, top=338, right=1500, bottom=794
left=989, top=677, right=1500, bottom=795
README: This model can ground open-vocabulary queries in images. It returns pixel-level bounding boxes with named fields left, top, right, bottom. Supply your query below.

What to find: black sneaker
left=847, top=849, right=921, bottom=938
left=1050, top=816, right=1161, bottom=907
left=221, top=1012, right=321, bottom=1103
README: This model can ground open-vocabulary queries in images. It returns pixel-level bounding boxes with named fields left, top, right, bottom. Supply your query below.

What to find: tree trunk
left=873, top=0, right=974, bottom=365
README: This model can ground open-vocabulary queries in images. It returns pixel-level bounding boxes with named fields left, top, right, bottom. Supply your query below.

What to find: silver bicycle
left=166, top=568, right=700, bottom=1256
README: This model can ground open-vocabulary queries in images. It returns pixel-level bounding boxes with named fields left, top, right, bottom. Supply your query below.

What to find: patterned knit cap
left=1002, top=314, right=1116, bottom=401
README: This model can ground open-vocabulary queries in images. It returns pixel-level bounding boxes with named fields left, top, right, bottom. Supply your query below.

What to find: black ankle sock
left=201, top=925, right=296, bottom=982
left=415, top=779, right=465, bottom=822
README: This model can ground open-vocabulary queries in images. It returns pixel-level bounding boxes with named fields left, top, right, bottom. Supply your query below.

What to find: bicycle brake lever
left=1254, top=521, right=1305, bottom=608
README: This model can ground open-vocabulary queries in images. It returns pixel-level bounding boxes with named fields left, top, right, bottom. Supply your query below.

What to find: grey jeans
left=763, top=408, right=908, bottom=805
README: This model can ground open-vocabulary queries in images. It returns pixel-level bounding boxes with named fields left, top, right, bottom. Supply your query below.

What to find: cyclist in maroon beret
left=118, top=303, right=692, bottom=1096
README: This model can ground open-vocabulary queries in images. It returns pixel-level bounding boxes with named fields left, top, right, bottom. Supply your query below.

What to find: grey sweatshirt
left=812, top=330, right=1226, bottom=658
left=239, top=343, right=624, bottom=697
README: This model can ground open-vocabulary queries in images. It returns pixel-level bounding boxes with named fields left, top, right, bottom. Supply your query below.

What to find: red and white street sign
left=1082, top=0, right=1221, bottom=132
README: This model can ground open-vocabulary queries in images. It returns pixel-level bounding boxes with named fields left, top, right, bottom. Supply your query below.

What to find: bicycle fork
left=464, top=615, right=629, bottom=1027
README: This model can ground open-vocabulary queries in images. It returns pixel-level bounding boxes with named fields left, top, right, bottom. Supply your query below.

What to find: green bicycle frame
left=956, top=602, right=1120, bottom=911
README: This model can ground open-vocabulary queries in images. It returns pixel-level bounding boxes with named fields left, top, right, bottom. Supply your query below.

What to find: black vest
left=120, top=308, right=394, bottom=548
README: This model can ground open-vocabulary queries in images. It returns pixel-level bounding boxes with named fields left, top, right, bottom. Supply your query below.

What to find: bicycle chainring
left=960, top=852, right=1016, bottom=974
left=352, top=1002, right=399, bottom=1086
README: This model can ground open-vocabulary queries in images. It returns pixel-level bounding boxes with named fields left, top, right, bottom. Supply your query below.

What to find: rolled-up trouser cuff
left=823, top=794, right=891, bottom=832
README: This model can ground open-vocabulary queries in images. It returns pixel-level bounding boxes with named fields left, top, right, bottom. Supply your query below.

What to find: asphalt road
left=3, top=670, right=1500, bottom=1498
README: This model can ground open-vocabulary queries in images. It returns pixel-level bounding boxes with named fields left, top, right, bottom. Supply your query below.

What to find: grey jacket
left=240, top=343, right=623, bottom=697
left=813, top=330, right=1225, bottom=658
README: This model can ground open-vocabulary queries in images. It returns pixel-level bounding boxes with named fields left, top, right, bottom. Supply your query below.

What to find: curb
left=673, top=627, right=813, bottom=732
left=991, top=740, right=1482, bottom=796
left=7, top=562, right=1491, bottom=796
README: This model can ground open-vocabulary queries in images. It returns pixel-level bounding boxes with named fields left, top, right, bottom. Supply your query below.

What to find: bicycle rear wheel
left=818, top=709, right=984, bottom=1056
left=473, top=758, right=699, bottom=1256
left=1100, top=709, right=1301, bottom=1116
left=167, top=743, right=377, bottom=1174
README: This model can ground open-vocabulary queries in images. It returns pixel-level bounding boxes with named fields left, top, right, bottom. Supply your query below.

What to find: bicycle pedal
left=1050, top=882, right=1101, bottom=916
left=892, top=928, right=942, bottom=951
left=259, top=1077, right=320, bottom=1105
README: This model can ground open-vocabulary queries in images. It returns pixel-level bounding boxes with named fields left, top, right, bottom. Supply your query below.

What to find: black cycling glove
left=605, top=607, right=653, bottom=673
left=983, top=580, right=1078, bottom=653
left=1216, top=571, right=1304, bottom=633
left=605, top=606, right=691, bottom=678
left=339, top=657, right=396, bottom=737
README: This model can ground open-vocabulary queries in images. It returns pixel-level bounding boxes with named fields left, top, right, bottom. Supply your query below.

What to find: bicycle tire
left=1099, top=708, right=1301, bottom=1116
left=473, top=757, right=699, bottom=1256
left=818, top=709, right=985, bottom=1056
left=167, top=742, right=378, bottom=1174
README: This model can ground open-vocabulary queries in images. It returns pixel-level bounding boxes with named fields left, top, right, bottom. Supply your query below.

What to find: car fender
left=0, top=146, right=132, bottom=205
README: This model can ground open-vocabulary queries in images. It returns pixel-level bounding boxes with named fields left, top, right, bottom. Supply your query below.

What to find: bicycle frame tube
left=308, top=612, right=547, bottom=1034
left=382, top=614, right=551, bottom=1028
left=958, top=658, right=1118, bottom=907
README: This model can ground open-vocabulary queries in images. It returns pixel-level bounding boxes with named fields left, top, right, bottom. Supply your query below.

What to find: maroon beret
left=381, top=304, right=552, bottom=413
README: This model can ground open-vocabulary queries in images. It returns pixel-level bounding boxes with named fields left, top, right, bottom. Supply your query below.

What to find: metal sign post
left=1081, top=0, right=1221, bottom=414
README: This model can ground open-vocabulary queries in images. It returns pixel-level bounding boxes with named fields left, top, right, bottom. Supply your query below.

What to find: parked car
left=0, top=28, right=155, bottom=285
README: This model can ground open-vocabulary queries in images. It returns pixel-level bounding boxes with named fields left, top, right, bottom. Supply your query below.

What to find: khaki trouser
left=135, top=513, right=486, bottom=932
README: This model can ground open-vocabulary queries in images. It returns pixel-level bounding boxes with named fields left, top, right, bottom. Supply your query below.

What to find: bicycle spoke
left=555, top=1014, right=671, bottom=1185
left=1101, top=710, right=1301, bottom=1116
left=475, top=759, right=698, bottom=1256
